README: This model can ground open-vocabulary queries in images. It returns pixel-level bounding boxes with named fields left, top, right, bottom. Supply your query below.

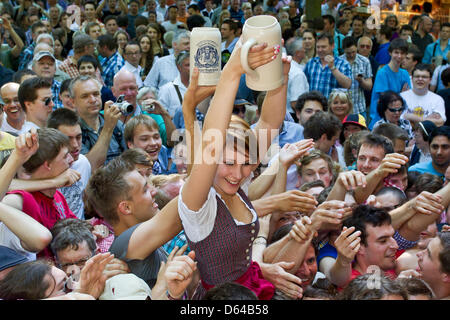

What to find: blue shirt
left=408, top=160, right=444, bottom=179
left=423, top=39, right=450, bottom=64
left=369, top=65, right=411, bottom=129
left=304, top=56, right=353, bottom=98
left=374, top=42, right=391, bottom=66
left=252, top=121, right=304, bottom=148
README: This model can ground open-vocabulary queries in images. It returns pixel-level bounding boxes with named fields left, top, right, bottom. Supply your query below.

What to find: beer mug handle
left=240, top=38, right=259, bottom=80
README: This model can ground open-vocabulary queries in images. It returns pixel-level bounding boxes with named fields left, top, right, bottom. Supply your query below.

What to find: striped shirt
left=304, top=56, right=353, bottom=98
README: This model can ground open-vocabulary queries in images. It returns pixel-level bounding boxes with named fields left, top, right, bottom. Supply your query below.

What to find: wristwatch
left=330, top=66, right=337, bottom=71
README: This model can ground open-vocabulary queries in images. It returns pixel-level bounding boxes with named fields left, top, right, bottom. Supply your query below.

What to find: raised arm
left=182, top=41, right=278, bottom=211
left=0, top=129, right=52, bottom=252
left=126, top=195, right=183, bottom=260
left=85, top=101, right=121, bottom=170
left=181, top=67, right=216, bottom=176
left=353, top=153, right=409, bottom=204
left=0, top=128, right=38, bottom=199
left=9, top=169, right=81, bottom=193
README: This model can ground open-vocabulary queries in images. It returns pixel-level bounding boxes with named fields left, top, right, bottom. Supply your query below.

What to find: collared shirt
left=221, top=37, right=239, bottom=54
left=304, top=56, right=353, bottom=98
left=373, top=117, right=414, bottom=141
left=18, top=42, right=35, bottom=70
left=79, top=114, right=126, bottom=163
left=143, top=54, right=179, bottom=90
left=51, top=79, right=63, bottom=110
left=101, top=51, right=126, bottom=88
left=58, top=56, right=80, bottom=79
left=339, top=53, right=373, bottom=114
left=423, top=39, right=450, bottom=64
left=120, top=61, right=144, bottom=88
left=158, top=75, right=187, bottom=117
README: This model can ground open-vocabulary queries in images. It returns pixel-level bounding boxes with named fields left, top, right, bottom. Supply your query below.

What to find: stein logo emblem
left=195, top=40, right=219, bottom=71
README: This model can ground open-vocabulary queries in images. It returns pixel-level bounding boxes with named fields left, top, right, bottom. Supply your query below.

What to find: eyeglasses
left=387, top=106, right=404, bottom=113
left=359, top=44, right=371, bottom=49
left=59, top=255, right=92, bottom=272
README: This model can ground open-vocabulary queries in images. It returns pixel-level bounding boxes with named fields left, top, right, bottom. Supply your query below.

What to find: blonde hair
left=150, top=173, right=184, bottom=188
left=328, top=90, right=353, bottom=118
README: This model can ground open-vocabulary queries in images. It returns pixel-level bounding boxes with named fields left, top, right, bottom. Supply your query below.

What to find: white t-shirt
left=58, top=154, right=92, bottom=219
left=400, top=90, right=447, bottom=122
left=1, top=115, right=37, bottom=135
left=178, top=186, right=257, bottom=243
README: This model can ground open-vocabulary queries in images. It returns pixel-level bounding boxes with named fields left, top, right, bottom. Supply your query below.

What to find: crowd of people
left=0, top=0, right=449, bottom=302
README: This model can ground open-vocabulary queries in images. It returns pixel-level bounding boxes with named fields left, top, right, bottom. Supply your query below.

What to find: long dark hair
left=138, top=34, right=155, bottom=75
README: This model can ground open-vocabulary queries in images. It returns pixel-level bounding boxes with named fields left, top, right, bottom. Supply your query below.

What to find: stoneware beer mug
left=190, top=27, right=221, bottom=86
left=240, top=15, right=283, bottom=91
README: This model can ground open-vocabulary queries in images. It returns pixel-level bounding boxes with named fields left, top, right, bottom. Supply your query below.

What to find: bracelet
left=255, top=236, right=267, bottom=241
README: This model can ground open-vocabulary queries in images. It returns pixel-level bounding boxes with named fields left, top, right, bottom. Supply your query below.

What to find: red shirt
left=8, top=190, right=77, bottom=259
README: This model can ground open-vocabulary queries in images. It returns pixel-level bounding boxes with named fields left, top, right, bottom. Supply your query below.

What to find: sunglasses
left=44, top=97, right=52, bottom=106
left=387, top=106, right=404, bottom=113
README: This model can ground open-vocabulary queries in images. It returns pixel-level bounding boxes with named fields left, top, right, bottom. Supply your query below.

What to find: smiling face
left=127, top=124, right=162, bottom=161
left=0, top=83, right=23, bottom=122
left=357, top=144, right=385, bottom=175
left=330, top=96, right=351, bottom=120
left=412, top=69, right=431, bottom=91
left=124, top=170, right=159, bottom=221
left=26, top=87, right=54, bottom=126
left=417, top=236, right=444, bottom=291
left=295, top=245, right=318, bottom=289
left=359, top=223, right=398, bottom=271
left=213, top=144, right=254, bottom=196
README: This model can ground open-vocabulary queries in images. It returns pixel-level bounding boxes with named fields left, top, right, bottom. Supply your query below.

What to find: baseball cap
left=234, top=99, right=251, bottom=106
left=33, top=51, right=56, bottom=62
left=0, top=245, right=28, bottom=272
left=99, top=273, right=151, bottom=300
left=342, top=113, right=367, bottom=129
left=418, top=120, right=437, bottom=142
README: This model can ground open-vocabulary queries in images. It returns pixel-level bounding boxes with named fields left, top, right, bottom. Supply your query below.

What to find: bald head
left=112, top=69, right=139, bottom=106
left=1, top=82, right=24, bottom=125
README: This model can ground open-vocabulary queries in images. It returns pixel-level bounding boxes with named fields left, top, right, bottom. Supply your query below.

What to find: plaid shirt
left=18, top=42, right=35, bottom=70
left=304, top=56, right=353, bottom=98
left=59, top=57, right=80, bottom=79
left=51, top=80, right=63, bottom=110
left=339, top=53, right=372, bottom=114
left=163, top=231, right=191, bottom=255
left=373, top=118, right=414, bottom=141
left=100, top=51, right=126, bottom=88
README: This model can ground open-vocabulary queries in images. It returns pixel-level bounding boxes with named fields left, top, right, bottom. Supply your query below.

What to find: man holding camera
left=69, top=75, right=126, bottom=170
